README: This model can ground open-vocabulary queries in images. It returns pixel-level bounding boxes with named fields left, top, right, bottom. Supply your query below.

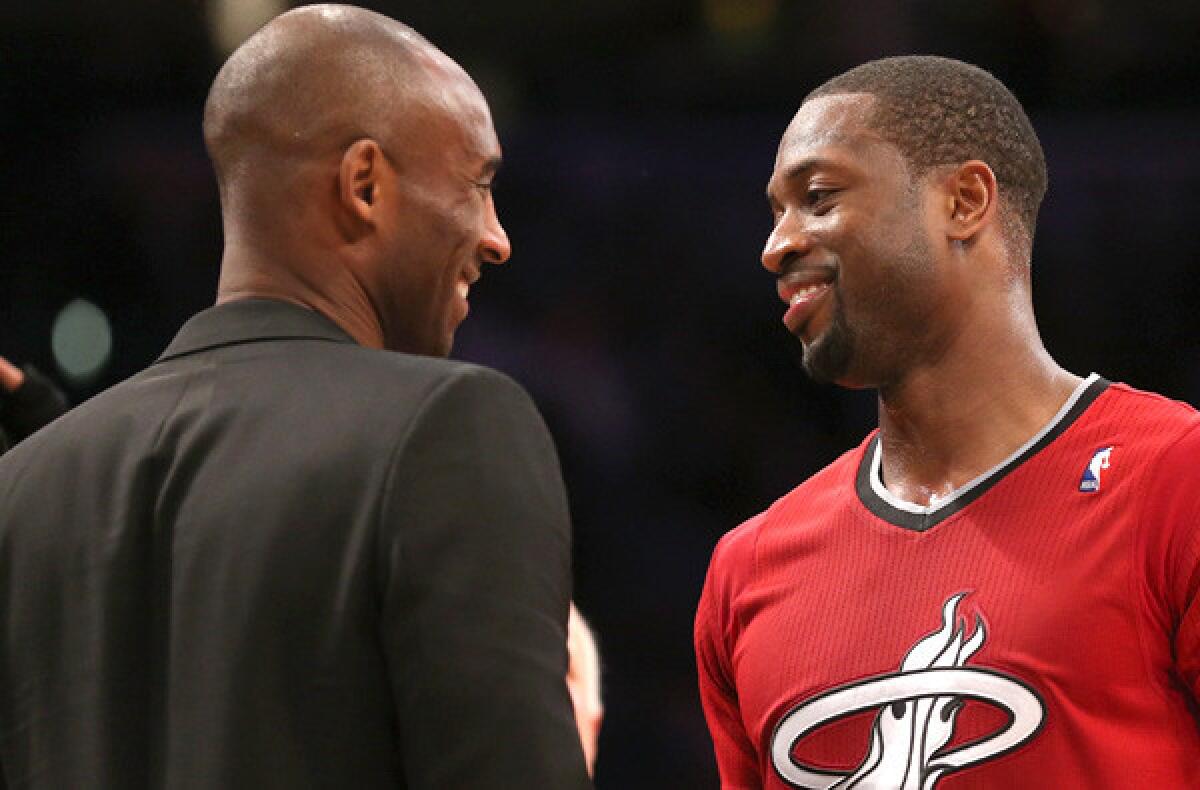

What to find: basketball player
left=696, top=56, right=1200, bottom=788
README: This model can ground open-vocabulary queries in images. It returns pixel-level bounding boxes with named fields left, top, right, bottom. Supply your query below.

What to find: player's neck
left=874, top=340, right=1082, bottom=507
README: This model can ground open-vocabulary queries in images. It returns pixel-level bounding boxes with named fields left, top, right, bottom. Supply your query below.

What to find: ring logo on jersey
left=1078, top=446, right=1114, bottom=492
left=770, top=594, right=1046, bottom=789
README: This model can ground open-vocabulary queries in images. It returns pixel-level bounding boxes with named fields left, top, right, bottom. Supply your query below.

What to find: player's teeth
left=790, top=284, right=825, bottom=304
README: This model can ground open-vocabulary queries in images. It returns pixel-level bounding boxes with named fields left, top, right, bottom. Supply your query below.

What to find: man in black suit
left=0, top=5, right=593, bottom=788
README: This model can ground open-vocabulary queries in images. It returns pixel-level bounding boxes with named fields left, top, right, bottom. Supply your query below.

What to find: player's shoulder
left=1094, top=380, right=1200, bottom=448
left=1103, top=380, right=1198, bottom=418
left=1075, top=380, right=1200, bottom=497
left=756, top=436, right=868, bottom=531
left=707, top=436, right=869, bottom=579
left=708, top=511, right=766, bottom=579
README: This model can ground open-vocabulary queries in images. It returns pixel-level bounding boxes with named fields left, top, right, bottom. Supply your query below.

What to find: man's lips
left=456, top=267, right=481, bottom=302
left=452, top=268, right=481, bottom=324
left=777, top=270, right=834, bottom=335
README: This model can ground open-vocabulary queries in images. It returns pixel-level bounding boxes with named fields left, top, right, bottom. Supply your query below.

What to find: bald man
left=0, top=5, right=593, bottom=788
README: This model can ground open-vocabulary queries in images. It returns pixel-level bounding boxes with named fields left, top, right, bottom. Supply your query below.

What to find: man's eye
left=807, top=188, right=834, bottom=204
left=807, top=188, right=837, bottom=214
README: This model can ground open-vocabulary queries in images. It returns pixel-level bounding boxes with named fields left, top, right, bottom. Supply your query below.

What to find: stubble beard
left=800, top=233, right=935, bottom=389
left=800, top=295, right=856, bottom=385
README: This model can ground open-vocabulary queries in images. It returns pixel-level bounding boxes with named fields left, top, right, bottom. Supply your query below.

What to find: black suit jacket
left=0, top=299, right=592, bottom=789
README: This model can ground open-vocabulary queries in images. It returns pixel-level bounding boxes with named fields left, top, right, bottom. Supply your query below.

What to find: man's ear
left=338, top=138, right=387, bottom=225
left=943, top=160, right=998, bottom=244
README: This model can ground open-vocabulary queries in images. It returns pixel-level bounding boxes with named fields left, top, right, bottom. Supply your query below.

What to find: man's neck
left=874, top=342, right=1082, bottom=507
left=215, top=247, right=386, bottom=350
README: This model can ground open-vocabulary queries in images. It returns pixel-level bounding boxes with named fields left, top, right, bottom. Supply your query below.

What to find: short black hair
left=807, top=55, right=1047, bottom=249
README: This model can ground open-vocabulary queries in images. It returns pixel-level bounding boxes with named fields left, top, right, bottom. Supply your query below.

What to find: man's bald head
left=203, top=4, right=471, bottom=197
left=202, top=5, right=509, bottom=356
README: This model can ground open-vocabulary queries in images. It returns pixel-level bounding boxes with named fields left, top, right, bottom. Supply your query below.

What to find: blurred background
left=2, top=0, right=1199, bottom=785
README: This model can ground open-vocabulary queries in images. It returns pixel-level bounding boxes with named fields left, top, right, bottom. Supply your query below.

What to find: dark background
left=2, top=1, right=1198, bottom=786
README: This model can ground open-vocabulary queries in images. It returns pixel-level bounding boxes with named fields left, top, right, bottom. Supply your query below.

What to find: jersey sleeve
left=1139, top=419, right=1200, bottom=703
left=377, top=366, right=592, bottom=788
left=696, top=519, right=764, bottom=789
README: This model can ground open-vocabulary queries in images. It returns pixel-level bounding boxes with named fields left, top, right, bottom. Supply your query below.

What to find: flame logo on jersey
left=770, top=594, right=1045, bottom=789
left=1079, top=446, right=1114, bottom=492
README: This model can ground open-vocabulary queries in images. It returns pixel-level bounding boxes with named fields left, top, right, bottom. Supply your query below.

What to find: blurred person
left=695, top=56, right=1199, bottom=788
left=0, top=5, right=592, bottom=788
left=0, top=356, right=68, bottom=454
left=567, top=602, right=604, bottom=777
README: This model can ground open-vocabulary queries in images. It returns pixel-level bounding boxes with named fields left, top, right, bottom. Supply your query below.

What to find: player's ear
left=338, top=138, right=388, bottom=228
left=943, top=160, right=998, bottom=244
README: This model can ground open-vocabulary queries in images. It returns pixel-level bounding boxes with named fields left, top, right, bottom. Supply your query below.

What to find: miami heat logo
left=770, top=594, right=1045, bottom=789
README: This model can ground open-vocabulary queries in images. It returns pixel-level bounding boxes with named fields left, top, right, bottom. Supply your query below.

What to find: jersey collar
left=855, top=373, right=1110, bottom=532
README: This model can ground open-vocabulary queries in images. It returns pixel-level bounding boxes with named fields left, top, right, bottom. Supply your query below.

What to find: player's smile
left=777, top=267, right=836, bottom=337
left=762, top=94, right=946, bottom=387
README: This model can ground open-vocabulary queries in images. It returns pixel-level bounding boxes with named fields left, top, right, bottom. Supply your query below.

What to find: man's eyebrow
left=766, top=156, right=844, bottom=203
left=781, top=157, right=834, bottom=184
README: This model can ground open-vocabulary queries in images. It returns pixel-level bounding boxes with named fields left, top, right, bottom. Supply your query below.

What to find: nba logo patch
left=1079, top=447, right=1114, bottom=492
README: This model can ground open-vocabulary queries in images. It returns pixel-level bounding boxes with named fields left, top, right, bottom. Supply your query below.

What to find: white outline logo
left=771, top=594, right=1045, bottom=789
left=1079, top=447, right=1114, bottom=492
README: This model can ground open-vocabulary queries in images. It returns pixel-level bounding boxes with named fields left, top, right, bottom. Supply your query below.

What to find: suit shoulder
left=324, top=346, right=531, bottom=402
left=388, top=357, right=539, bottom=422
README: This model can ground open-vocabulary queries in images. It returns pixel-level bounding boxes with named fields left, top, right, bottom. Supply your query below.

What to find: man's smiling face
left=763, top=93, right=946, bottom=389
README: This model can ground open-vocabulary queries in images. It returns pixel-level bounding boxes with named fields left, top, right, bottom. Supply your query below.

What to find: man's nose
left=761, top=211, right=812, bottom=274
left=480, top=200, right=511, bottom=265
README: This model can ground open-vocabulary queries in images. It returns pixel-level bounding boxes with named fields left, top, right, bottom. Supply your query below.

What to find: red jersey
left=696, top=377, right=1200, bottom=788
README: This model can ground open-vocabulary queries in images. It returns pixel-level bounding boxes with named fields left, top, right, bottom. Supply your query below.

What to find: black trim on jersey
left=855, top=377, right=1111, bottom=532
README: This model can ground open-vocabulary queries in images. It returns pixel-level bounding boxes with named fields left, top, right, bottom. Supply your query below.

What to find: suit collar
left=157, top=299, right=357, bottom=363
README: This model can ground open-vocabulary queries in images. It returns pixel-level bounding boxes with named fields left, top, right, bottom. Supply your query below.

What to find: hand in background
left=0, top=356, right=70, bottom=448
left=567, top=602, right=604, bottom=777
left=0, top=356, right=24, bottom=393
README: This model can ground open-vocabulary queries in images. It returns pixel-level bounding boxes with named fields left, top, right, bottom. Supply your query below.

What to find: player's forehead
left=772, top=95, right=880, bottom=173
left=768, top=93, right=905, bottom=196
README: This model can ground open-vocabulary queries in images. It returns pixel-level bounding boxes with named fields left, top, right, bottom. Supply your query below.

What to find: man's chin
left=800, top=334, right=852, bottom=385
